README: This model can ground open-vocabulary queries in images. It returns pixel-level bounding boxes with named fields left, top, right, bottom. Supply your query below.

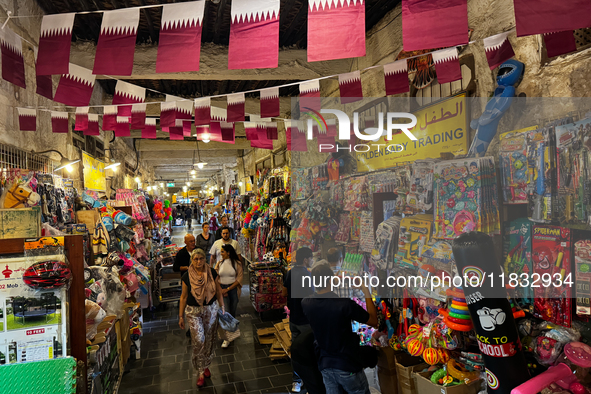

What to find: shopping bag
left=217, top=309, right=240, bottom=332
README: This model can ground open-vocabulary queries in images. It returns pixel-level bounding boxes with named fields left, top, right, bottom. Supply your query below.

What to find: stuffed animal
left=0, top=179, right=40, bottom=208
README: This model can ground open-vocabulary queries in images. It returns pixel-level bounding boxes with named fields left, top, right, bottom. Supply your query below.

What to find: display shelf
left=0, top=236, right=86, bottom=389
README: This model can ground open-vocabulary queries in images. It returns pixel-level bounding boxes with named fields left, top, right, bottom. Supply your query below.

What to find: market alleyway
left=119, top=221, right=295, bottom=394
left=120, top=221, right=379, bottom=394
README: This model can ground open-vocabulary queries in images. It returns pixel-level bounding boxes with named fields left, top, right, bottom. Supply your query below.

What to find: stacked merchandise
left=249, top=255, right=286, bottom=313
left=152, top=245, right=182, bottom=304
left=433, top=157, right=500, bottom=239
left=371, top=216, right=402, bottom=270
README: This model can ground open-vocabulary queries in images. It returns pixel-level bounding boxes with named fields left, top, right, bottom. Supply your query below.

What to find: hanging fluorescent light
left=105, top=160, right=121, bottom=171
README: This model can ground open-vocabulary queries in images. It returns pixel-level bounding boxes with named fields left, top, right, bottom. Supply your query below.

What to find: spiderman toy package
left=532, top=225, right=574, bottom=327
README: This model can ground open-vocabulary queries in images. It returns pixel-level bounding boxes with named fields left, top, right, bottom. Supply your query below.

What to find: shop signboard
left=166, top=183, right=175, bottom=187
left=82, top=152, right=106, bottom=191
left=356, top=94, right=468, bottom=172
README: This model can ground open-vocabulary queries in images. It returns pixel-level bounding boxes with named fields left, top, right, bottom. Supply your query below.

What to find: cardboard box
left=378, top=366, right=398, bottom=394
left=415, top=371, right=482, bottom=394
left=76, top=209, right=100, bottom=234
left=395, top=353, right=428, bottom=394
left=377, top=346, right=404, bottom=371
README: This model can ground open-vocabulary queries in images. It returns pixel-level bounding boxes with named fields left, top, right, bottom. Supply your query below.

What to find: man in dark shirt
left=173, top=234, right=196, bottom=277
left=215, top=215, right=235, bottom=240
left=283, top=247, right=314, bottom=393
left=302, top=264, right=378, bottom=394
left=185, top=205, right=193, bottom=230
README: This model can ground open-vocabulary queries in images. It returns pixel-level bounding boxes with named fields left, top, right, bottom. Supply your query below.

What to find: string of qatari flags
left=2, top=0, right=589, bottom=149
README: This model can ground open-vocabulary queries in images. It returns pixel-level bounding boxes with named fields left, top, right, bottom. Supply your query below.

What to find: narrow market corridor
left=119, top=221, right=294, bottom=394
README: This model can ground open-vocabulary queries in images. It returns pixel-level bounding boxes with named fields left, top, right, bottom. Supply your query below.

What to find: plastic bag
left=217, top=309, right=240, bottom=332
left=85, top=299, right=106, bottom=340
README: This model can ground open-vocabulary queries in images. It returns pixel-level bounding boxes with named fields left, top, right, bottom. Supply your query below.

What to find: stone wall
left=0, top=0, right=153, bottom=195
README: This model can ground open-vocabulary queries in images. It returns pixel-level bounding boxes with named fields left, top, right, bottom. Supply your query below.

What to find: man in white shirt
left=210, top=227, right=242, bottom=266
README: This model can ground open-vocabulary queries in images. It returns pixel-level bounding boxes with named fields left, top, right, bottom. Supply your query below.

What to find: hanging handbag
left=217, top=309, right=240, bottom=332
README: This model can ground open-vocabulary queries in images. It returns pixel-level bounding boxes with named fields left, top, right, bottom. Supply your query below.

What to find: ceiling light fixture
left=202, top=133, right=210, bottom=143
left=134, top=177, right=141, bottom=183
left=104, top=159, right=121, bottom=171
left=239, top=181, right=243, bottom=186
left=147, top=186, right=151, bottom=191
left=194, top=138, right=207, bottom=169
left=190, top=170, right=196, bottom=175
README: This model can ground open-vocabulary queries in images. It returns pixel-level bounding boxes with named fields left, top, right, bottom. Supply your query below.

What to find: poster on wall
left=356, top=94, right=469, bottom=172
left=82, top=152, right=106, bottom=191
left=0, top=255, right=68, bottom=364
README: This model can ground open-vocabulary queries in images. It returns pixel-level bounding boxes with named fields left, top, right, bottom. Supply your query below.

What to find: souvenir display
left=499, top=126, right=537, bottom=204
left=503, top=218, right=534, bottom=307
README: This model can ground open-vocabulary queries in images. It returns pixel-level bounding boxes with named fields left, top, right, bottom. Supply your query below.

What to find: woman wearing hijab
left=215, top=243, right=243, bottom=348
left=179, top=248, right=225, bottom=388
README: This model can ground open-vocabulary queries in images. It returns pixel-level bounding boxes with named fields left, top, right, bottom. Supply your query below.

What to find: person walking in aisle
left=174, top=234, right=197, bottom=337
left=282, top=247, right=314, bottom=393
left=185, top=204, right=193, bottom=230
left=210, top=227, right=242, bottom=266
left=179, top=248, right=225, bottom=388
left=196, top=223, right=214, bottom=270
left=302, top=264, right=378, bottom=394
left=215, top=244, right=243, bottom=348
left=215, top=215, right=235, bottom=240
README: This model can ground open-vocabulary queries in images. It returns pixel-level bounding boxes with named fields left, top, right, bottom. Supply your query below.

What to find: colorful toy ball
left=408, top=324, right=421, bottom=336
left=408, top=339, right=424, bottom=357
left=437, top=349, right=450, bottom=364
left=422, top=348, right=440, bottom=365
left=403, top=335, right=415, bottom=348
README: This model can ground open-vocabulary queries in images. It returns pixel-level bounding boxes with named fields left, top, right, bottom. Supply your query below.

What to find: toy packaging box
left=499, top=126, right=537, bottom=204
left=433, top=157, right=500, bottom=239
left=503, top=218, right=533, bottom=307
left=412, top=240, right=457, bottom=301
left=525, top=127, right=556, bottom=223
left=394, top=215, right=433, bottom=270
left=532, top=225, right=573, bottom=327
left=555, top=117, right=591, bottom=228
left=408, top=159, right=437, bottom=212
left=573, top=232, right=591, bottom=317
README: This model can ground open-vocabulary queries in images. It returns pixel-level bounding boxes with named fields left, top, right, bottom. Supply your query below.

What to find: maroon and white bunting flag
left=102, top=105, right=117, bottom=131
left=93, top=8, right=140, bottom=75
left=338, top=71, right=362, bottom=104
left=287, top=120, right=308, bottom=152
left=402, top=0, right=468, bottom=51
left=227, top=93, right=245, bottom=122
left=211, top=106, right=227, bottom=123
left=299, top=80, right=321, bottom=113
left=483, top=31, right=515, bottom=70
left=17, top=108, right=36, bottom=131
left=221, top=122, right=235, bottom=143
left=244, top=122, right=258, bottom=141
left=160, top=100, right=177, bottom=128
left=260, top=87, right=279, bottom=118
left=229, top=0, right=280, bottom=69
left=318, top=120, right=336, bottom=152
left=51, top=111, right=69, bottom=134
left=53, top=64, right=96, bottom=107
left=514, top=0, right=591, bottom=37
left=113, top=81, right=145, bottom=116
left=0, top=27, right=25, bottom=88
left=176, top=119, right=192, bottom=137
left=169, top=126, right=184, bottom=140
left=543, top=31, right=577, bottom=58
left=157, top=1, right=205, bottom=73
left=308, top=0, right=365, bottom=62
left=115, top=116, right=130, bottom=137
left=75, top=107, right=89, bottom=131
left=251, top=123, right=273, bottom=149
left=33, top=47, right=53, bottom=99
left=142, top=118, right=157, bottom=139
left=208, top=122, right=223, bottom=142
left=131, top=103, right=147, bottom=129
left=195, top=125, right=210, bottom=141
left=84, top=113, right=100, bottom=136
left=177, top=100, right=193, bottom=121
left=194, top=97, right=211, bottom=126
left=37, top=13, right=75, bottom=75
left=432, top=48, right=462, bottom=84
left=285, top=120, right=292, bottom=151
left=266, top=122, right=278, bottom=140
left=384, top=60, right=409, bottom=96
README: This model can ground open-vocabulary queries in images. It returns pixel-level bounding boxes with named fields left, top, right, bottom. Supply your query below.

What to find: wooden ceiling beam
left=69, top=41, right=352, bottom=80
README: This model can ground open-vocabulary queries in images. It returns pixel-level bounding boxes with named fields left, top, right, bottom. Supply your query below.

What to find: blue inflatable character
left=467, top=59, right=525, bottom=157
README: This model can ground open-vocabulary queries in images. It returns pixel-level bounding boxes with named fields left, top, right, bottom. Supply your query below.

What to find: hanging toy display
left=452, top=232, right=530, bottom=394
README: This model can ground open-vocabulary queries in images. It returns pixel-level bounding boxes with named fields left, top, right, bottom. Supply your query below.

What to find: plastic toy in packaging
left=499, top=126, right=537, bottom=204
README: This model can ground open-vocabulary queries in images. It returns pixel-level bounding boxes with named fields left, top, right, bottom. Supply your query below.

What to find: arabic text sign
left=356, top=94, right=468, bottom=171
left=82, top=152, right=106, bottom=191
